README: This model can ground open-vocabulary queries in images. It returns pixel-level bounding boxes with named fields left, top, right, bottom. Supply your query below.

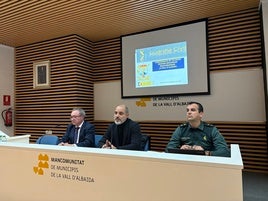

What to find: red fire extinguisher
left=1, top=108, right=12, bottom=127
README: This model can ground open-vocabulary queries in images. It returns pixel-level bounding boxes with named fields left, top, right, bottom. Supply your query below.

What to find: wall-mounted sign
left=3, top=95, right=11, bottom=106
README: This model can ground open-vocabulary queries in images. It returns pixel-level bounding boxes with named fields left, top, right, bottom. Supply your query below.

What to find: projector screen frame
left=121, top=18, right=210, bottom=98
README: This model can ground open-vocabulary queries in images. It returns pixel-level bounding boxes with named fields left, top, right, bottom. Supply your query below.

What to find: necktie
left=73, top=127, right=80, bottom=144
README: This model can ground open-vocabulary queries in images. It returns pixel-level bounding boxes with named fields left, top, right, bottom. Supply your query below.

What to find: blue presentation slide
left=135, top=41, right=188, bottom=88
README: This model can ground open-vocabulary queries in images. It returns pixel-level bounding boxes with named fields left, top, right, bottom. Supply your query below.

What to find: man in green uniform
left=165, top=101, right=230, bottom=157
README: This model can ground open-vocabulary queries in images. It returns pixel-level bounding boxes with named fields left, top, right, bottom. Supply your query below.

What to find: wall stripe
left=15, top=8, right=267, bottom=173
left=15, top=35, right=94, bottom=138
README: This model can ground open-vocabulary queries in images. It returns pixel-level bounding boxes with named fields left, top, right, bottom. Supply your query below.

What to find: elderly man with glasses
left=58, top=108, right=95, bottom=147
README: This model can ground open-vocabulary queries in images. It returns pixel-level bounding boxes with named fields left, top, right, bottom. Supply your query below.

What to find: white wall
left=94, top=68, right=265, bottom=122
left=1, top=2, right=267, bottom=134
left=0, top=44, right=15, bottom=136
left=261, top=0, right=268, bottom=113
left=94, top=3, right=268, bottom=124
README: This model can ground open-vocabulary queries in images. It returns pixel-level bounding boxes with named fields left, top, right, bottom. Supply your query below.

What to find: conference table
left=0, top=142, right=243, bottom=201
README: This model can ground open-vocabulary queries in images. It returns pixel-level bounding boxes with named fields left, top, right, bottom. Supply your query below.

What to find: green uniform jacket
left=165, top=121, right=230, bottom=157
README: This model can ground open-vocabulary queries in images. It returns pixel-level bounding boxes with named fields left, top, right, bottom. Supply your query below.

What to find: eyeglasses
left=70, top=115, right=81, bottom=119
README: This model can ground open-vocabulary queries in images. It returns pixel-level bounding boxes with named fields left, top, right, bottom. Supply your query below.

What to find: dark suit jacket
left=60, top=121, right=95, bottom=147
left=98, top=118, right=141, bottom=150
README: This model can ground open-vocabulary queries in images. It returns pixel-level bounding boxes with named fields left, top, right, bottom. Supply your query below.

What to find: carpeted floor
left=243, top=171, right=268, bottom=201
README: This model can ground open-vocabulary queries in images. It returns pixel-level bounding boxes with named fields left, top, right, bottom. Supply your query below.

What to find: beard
left=114, top=118, right=127, bottom=125
left=114, top=120, right=122, bottom=125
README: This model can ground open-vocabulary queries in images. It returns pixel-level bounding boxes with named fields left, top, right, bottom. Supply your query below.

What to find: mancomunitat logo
left=33, top=154, right=49, bottom=175
left=136, top=98, right=151, bottom=107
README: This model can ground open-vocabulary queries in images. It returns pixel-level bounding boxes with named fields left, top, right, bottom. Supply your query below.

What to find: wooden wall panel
left=15, top=35, right=94, bottom=141
left=92, top=8, right=262, bottom=82
left=15, top=8, right=268, bottom=173
left=208, top=8, right=262, bottom=70
left=93, top=38, right=121, bottom=82
left=90, top=8, right=267, bottom=173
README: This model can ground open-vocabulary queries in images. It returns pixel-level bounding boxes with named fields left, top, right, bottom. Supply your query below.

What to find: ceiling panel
left=0, top=0, right=260, bottom=47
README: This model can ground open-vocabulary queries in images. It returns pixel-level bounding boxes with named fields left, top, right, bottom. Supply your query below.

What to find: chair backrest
left=141, top=134, right=150, bottom=151
left=95, top=134, right=103, bottom=148
left=36, top=135, right=59, bottom=145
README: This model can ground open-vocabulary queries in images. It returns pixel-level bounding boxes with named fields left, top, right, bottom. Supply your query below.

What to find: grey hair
left=117, top=104, right=129, bottom=115
left=72, top=108, right=86, bottom=117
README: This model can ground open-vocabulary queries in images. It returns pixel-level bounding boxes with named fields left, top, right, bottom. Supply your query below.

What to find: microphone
left=45, top=124, right=63, bottom=135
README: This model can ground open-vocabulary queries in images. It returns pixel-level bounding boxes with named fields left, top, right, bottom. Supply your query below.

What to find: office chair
left=36, top=135, right=59, bottom=145
left=95, top=134, right=103, bottom=148
left=141, top=134, right=150, bottom=151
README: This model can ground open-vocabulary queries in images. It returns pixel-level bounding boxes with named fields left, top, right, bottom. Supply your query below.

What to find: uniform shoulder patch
left=180, top=123, right=188, bottom=127
left=204, top=122, right=214, bottom=127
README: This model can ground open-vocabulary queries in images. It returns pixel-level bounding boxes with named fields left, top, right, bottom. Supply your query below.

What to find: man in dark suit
left=58, top=108, right=95, bottom=147
left=98, top=104, right=141, bottom=150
